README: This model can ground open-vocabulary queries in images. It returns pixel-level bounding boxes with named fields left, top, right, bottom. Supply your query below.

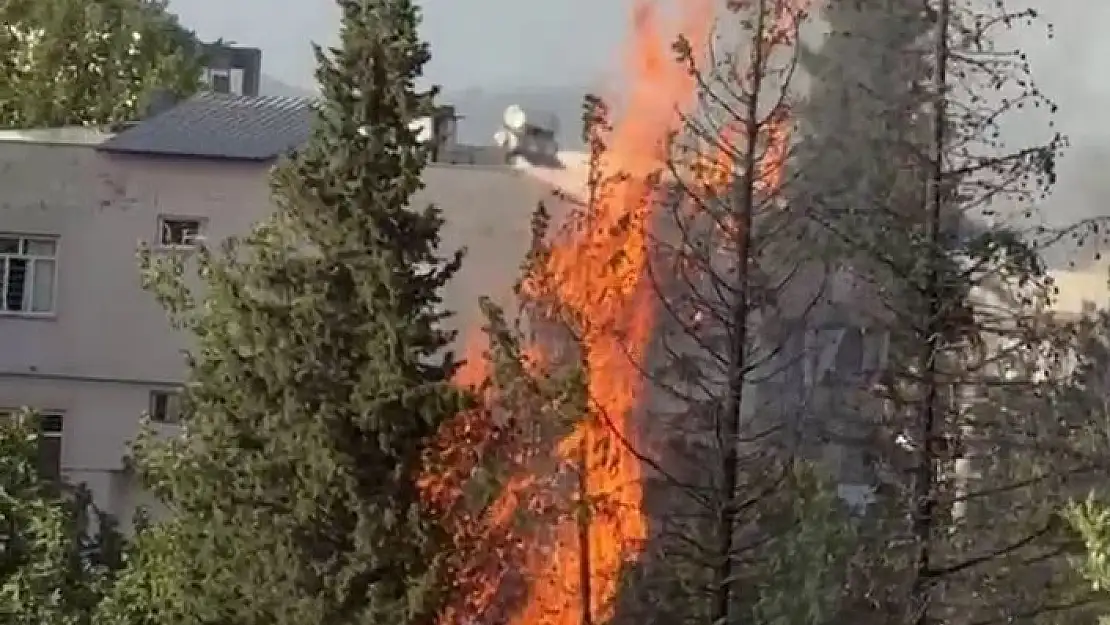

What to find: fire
left=693, top=0, right=804, bottom=200
left=503, top=2, right=712, bottom=623
left=424, top=1, right=807, bottom=624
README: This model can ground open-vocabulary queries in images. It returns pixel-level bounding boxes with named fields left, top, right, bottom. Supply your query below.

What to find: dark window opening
left=149, top=390, right=183, bottom=424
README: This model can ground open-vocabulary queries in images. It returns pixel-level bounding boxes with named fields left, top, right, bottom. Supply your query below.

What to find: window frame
left=148, top=389, right=184, bottom=425
left=0, top=233, right=59, bottom=317
left=0, top=408, right=64, bottom=481
left=156, top=216, right=206, bottom=250
left=805, top=324, right=890, bottom=388
left=203, top=67, right=245, bottom=95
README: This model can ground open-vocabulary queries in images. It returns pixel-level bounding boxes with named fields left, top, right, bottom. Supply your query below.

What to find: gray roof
left=98, top=92, right=314, bottom=161
left=96, top=91, right=516, bottom=166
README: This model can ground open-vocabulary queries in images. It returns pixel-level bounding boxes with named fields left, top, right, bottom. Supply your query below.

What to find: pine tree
left=612, top=2, right=859, bottom=623
left=795, top=1, right=1109, bottom=623
left=99, top=1, right=467, bottom=624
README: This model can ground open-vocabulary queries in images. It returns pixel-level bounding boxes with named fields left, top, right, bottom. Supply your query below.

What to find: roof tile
left=98, top=92, right=314, bottom=160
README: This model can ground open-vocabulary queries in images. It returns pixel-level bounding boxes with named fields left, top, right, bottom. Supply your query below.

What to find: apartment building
left=0, top=92, right=557, bottom=526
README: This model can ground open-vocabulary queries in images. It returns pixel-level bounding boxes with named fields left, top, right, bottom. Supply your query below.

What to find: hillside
left=259, top=74, right=316, bottom=98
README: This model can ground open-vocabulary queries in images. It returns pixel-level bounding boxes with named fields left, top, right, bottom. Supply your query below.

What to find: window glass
left=149, top=390, right=183, bottom=424
left=5, top=257, right=27, bottom=311
left=0, top=235, right=58, bottom=313
left=159, top=218, right=202, bottom=247
left=24, top=238, right=56, bottom=256
left=0, top=410, right=64, bottom=480
left=30, top=259, right=54, bottom=312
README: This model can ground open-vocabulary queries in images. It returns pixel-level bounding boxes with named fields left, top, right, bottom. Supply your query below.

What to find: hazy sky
left=166, top=1, right=1103, bottom=110
left=169, top=0, right=630, bottom=90
left=168, top=0, right=1110, bottom=238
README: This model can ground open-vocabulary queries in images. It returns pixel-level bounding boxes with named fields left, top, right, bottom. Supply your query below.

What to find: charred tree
left=616, top=1, right=858, bottom=624
left=796, top=0, right=1110, bottom=624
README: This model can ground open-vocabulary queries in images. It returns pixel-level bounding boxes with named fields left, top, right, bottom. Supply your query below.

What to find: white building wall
left=0, top=138, right=551, bottom=524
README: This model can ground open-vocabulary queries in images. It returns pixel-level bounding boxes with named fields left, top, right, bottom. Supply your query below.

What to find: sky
left=167, top=0, right=1110, bottom=247
left=168, top=0, right=630, bottom=91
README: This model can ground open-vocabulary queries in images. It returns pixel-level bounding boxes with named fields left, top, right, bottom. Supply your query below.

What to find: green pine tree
left=98, top=1, right=468, bottom=624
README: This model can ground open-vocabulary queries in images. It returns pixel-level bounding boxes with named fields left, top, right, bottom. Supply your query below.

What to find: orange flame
left=424, top=1, right=806, bottom=624
left=505, top=2, right=712, bottom=624
left=694, top=0, right=804, bottom=200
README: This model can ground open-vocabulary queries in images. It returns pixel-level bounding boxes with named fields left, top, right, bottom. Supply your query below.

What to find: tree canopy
left=100, top=0, right=470, bottom=623
left=0, top=0, right=201, bottom=128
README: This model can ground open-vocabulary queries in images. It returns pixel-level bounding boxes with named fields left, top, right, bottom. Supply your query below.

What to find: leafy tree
left=0, top=0, right=201, bottom=128
left=1066, top=494, right=1110, bottom=624
left=0, top=409, right=121, bottom=625
left=98, top=1, right=468, bottom=624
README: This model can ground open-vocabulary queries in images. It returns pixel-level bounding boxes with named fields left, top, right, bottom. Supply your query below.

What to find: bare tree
left=599, top=1, right=861, bottom=623
left=794, top=0, right=1110, bottom=623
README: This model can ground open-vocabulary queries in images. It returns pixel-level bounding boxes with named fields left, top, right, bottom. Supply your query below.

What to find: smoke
left=999, top=1, right=1110, bottom=255
left=965, top=0, right=1110, bottom=309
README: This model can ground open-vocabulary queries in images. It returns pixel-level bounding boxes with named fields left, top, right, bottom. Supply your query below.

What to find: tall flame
left=507, top=3, right=712, bottom=623
left=424, top=1, right=806, bottom=624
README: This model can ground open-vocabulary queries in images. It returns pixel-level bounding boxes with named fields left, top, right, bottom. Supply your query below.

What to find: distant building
left=199, top=42, right=262, bottom=96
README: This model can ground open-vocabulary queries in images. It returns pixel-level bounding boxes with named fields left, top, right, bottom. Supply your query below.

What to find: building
left=0, top=92, right=561, bottom=526
left=199, top=42, right=263, bottom=96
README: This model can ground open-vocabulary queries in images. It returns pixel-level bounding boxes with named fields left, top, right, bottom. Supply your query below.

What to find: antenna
left=408, top=117, right=433, bottom=143
left=493, top=129, right=519, bottom=151
left=503, top=105, right=527, bottom=132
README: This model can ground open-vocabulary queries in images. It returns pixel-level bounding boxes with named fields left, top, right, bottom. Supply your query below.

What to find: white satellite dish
left=408, top=116, right=433, bottom=143
left=493, top=129, right=519, bottom=151
left=503, top=104, right=527, bottom=131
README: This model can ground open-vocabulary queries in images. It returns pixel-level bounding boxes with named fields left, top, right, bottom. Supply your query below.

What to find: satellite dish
left=503, top=104, right=527, bottom=131
left=495, top=130, right=520, bottom=152
left=408, top=117, right=433, bottom=143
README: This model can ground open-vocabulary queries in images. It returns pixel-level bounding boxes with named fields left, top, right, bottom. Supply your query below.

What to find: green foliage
left=1064, top=497, right=1110, bottom=623
left=0, top=0, right=201, bottom=128
left=95, top=514, right=248, bottom=625
left=749, top=464, right=857, bottom=625
left=101, top=1, right=468, bottom=624
left=0, top=409, right=121, bottom=625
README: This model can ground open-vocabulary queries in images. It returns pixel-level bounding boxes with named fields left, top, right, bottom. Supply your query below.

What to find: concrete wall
left=0, top=139, right=552, bottom=522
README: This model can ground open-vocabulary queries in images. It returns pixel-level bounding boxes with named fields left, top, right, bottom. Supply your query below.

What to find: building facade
left=199, top=42, right=263, bottom=96
left=0, top=93, right=554, bottom=526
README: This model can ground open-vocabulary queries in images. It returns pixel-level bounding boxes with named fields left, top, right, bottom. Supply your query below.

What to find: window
left=806, top=325, right=889, bottom=387
left=211, top=71, right=231, bottom=93
left=0, top=409, right=63, bottom=481
left=203, top=68, right=245, bottom=95
left=0, top=234, right=57, bottom=314
left=158, top=217, right=204, bottom=248
left=149, top=390, right=183, bottom=424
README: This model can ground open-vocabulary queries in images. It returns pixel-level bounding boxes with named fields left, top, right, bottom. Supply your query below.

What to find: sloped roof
left=95, top=91, right=529, bottom=167
left=98, top=92, right=314, bottom=161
